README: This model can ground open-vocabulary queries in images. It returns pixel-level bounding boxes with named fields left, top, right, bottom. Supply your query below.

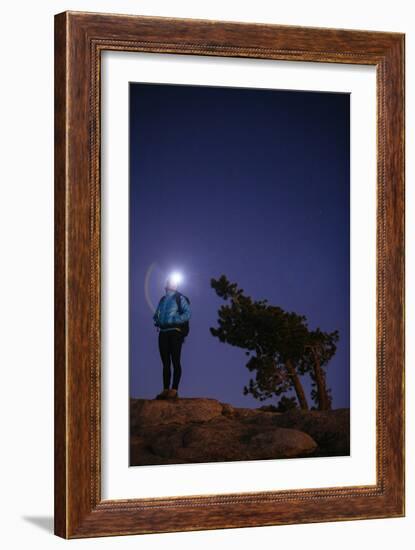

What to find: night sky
left=129, top=82, right=350, bottom=409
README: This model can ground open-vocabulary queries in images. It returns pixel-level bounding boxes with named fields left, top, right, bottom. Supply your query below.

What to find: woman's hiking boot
left=155, top=389, right=169, bottom=400
left=167, top=389, right=178, bottom=400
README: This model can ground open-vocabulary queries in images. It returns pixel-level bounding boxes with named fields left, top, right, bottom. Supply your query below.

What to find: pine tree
left=210, top=275, right=339, bottom=411
left=300, top=328, right=339, bottom=410
left=210, top=275, right=309, bottom=409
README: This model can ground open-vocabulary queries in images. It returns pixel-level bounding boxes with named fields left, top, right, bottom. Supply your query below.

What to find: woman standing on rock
left=153, top=273, right=191, bottom=400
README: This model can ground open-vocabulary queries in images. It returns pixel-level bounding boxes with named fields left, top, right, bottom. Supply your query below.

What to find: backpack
left=175, top=292, right=190, bottom=339
left=158, top=291, right=190, bottom=340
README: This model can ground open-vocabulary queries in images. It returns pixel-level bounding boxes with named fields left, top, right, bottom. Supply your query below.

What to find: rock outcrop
left=271, top=408, right=350, bottom=457
left=130, top=398, right=349, bottom=466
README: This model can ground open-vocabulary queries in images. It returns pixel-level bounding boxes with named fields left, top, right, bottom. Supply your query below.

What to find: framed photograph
left=54, top=11, right=405, bottom=538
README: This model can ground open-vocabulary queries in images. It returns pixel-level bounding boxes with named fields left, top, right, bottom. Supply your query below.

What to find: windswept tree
left=300, top=328, right=339, bottom=410
left=210, top=275, right=339, bottom=411
left=210, top=275, right=290, bottom=402
left=210, top=275, right=310, bottom=410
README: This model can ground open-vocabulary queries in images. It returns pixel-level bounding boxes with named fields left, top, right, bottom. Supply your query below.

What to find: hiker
left=153, top=274, right=191, bottom=400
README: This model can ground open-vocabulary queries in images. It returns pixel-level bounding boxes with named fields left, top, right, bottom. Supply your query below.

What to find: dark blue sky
left=129, top=82, right=350, bottom=409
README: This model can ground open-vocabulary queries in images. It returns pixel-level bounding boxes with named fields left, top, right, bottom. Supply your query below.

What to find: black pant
left=158, top=330, right=183, bottom=390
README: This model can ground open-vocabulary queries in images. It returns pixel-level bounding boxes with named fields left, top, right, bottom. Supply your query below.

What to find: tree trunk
left=285, top=359, right=309, bottom=410
left=311, top=348, right=331, bottom=410
left=313, top=362, right=331, bottom=410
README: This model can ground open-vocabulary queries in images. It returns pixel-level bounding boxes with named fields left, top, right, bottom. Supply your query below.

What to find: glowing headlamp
left=168, top=271, right=183, bottom=286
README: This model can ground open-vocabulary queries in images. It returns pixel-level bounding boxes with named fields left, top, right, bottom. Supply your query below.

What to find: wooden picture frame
left=54, top=11, right=405, bottom=538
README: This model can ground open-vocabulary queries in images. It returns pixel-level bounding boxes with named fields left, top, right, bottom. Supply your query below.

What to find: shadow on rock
left=130, top=398, right=349, bottom=466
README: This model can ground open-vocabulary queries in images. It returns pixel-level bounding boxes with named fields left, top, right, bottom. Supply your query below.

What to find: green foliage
left=275, top=396, right=299, bottom=412
left=210, top=275, right=339, bottom=409
left=242, top=355, right=290, bottom=401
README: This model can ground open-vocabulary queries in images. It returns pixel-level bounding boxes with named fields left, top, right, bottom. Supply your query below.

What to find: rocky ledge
left=130, top=397, right=349, bottom=466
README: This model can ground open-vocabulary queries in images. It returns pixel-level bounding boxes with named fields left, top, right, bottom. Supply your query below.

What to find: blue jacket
left=153, top=290, right=191, bottom=332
